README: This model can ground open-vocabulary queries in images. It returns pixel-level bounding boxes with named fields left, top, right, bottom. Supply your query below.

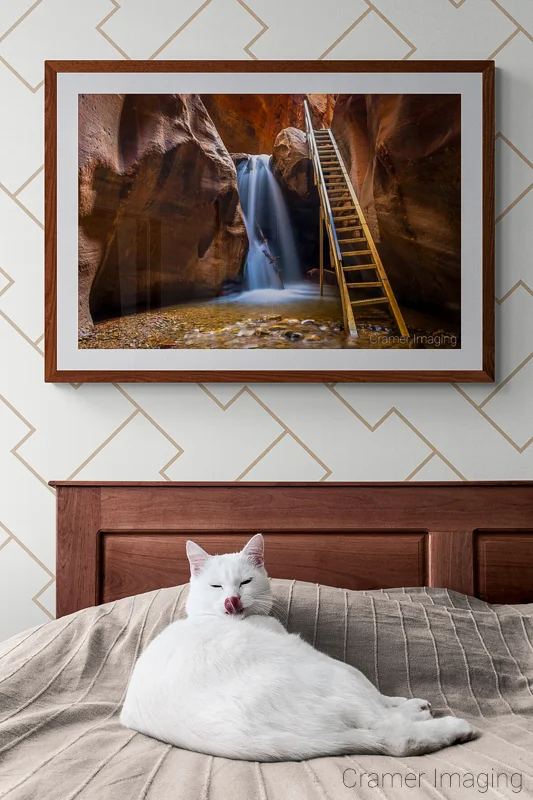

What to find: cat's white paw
left=439, top=716, right=479, bottom=745
left=398, top=698, right=433, bottom=721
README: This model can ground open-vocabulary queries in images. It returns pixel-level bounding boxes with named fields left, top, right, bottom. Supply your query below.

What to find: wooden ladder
left=304, top=102, right=408, bottom=338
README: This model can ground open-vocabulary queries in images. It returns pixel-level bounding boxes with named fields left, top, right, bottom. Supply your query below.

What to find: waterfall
left=237, top=155, right=300, bottom=292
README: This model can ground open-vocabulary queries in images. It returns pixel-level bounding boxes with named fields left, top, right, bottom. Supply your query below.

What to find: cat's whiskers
left=268, top=597, right=289, bottom=618
left=249, top=597, right=286, bottom=624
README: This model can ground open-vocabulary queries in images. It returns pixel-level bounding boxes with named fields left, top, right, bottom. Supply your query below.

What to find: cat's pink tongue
left=224, top=596, right=243, bottom=614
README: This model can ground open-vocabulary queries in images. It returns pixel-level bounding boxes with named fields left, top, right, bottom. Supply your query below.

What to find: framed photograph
left=44, top=60, right=494, bottom=383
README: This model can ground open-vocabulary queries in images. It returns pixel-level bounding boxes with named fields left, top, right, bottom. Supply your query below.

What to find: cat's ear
left=186, top=540, right=210, bottom=576
left=242, top=533, right=264, bottom=568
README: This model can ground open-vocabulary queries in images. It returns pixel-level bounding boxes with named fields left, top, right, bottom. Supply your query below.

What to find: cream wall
left=0, top=0, right=532, bottom=641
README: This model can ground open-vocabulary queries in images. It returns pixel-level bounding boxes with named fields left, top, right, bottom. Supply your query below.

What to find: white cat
left=121, top=534, right=478, bottom=760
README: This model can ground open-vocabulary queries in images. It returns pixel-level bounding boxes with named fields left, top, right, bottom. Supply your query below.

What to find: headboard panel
left=51, top=482, right=533, bottom=616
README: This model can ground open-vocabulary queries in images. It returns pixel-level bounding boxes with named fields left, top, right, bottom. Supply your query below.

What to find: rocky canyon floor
left=79, top=283, right=460, bottom=351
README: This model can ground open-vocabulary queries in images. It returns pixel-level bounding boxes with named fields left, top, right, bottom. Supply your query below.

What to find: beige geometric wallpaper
left=0, top=0, right=532, bottom=641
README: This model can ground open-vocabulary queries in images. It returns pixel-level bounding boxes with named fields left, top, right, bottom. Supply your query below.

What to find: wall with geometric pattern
left=0, top=0, right=532, bottom=641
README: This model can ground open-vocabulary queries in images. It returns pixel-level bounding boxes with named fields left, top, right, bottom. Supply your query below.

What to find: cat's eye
left=240, top=578, right=253, bottom=586
left=210, top=584, right=222, bottom=589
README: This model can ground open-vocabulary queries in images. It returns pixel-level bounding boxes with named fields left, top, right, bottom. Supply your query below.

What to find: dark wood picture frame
left=45, top=60, right=495, bottom=383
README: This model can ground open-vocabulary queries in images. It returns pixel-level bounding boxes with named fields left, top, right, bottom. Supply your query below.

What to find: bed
left=1, top=482, right=532, bottom=799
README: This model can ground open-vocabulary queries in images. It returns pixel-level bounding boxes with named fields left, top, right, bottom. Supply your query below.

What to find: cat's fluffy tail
left=232, top=728, right=386, bottom=761
left=236, top=716, right=478, bottom=761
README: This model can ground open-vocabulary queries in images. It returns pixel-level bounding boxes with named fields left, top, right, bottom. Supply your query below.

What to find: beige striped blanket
left=0, top=581, right=532, bottom=799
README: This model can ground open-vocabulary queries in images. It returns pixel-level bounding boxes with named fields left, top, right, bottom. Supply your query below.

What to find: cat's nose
left=224, top=596, right=243, bottom=614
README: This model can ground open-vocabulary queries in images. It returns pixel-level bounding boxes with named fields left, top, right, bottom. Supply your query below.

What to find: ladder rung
left=331, top=205, right=352, bottom=210
left=333, top=214, right=358, bottom=220
left=346, top=281, right=383, bottom=289
left=342, top=249, right=372, bottom=256
left=336, top=225, right=363, bottom=232
left=351, top=297, right=390, bottom=307
left=343, top=264, right=377, bottom=271
left=338, top=237, right=366, bottom=243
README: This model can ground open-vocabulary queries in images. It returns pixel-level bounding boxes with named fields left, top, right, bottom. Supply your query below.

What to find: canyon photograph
left=77, top=92, right=461, bottom=352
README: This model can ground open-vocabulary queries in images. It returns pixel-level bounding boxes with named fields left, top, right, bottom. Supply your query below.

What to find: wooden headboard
left=51, top=482, right=533, bottom=617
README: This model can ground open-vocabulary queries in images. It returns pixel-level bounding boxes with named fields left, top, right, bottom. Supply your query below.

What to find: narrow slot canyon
left=78, top=93, right=461, bottom=351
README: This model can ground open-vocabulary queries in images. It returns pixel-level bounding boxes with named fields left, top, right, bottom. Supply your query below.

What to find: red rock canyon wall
left=202, top=94, right=335, bottom=154
left=78, top=93, right=247, bottom=328
left=331, top=94, right=461, bottom=312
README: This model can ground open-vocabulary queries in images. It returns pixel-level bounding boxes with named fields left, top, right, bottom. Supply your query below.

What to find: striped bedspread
left=0, top=581, right=532, bottom=799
